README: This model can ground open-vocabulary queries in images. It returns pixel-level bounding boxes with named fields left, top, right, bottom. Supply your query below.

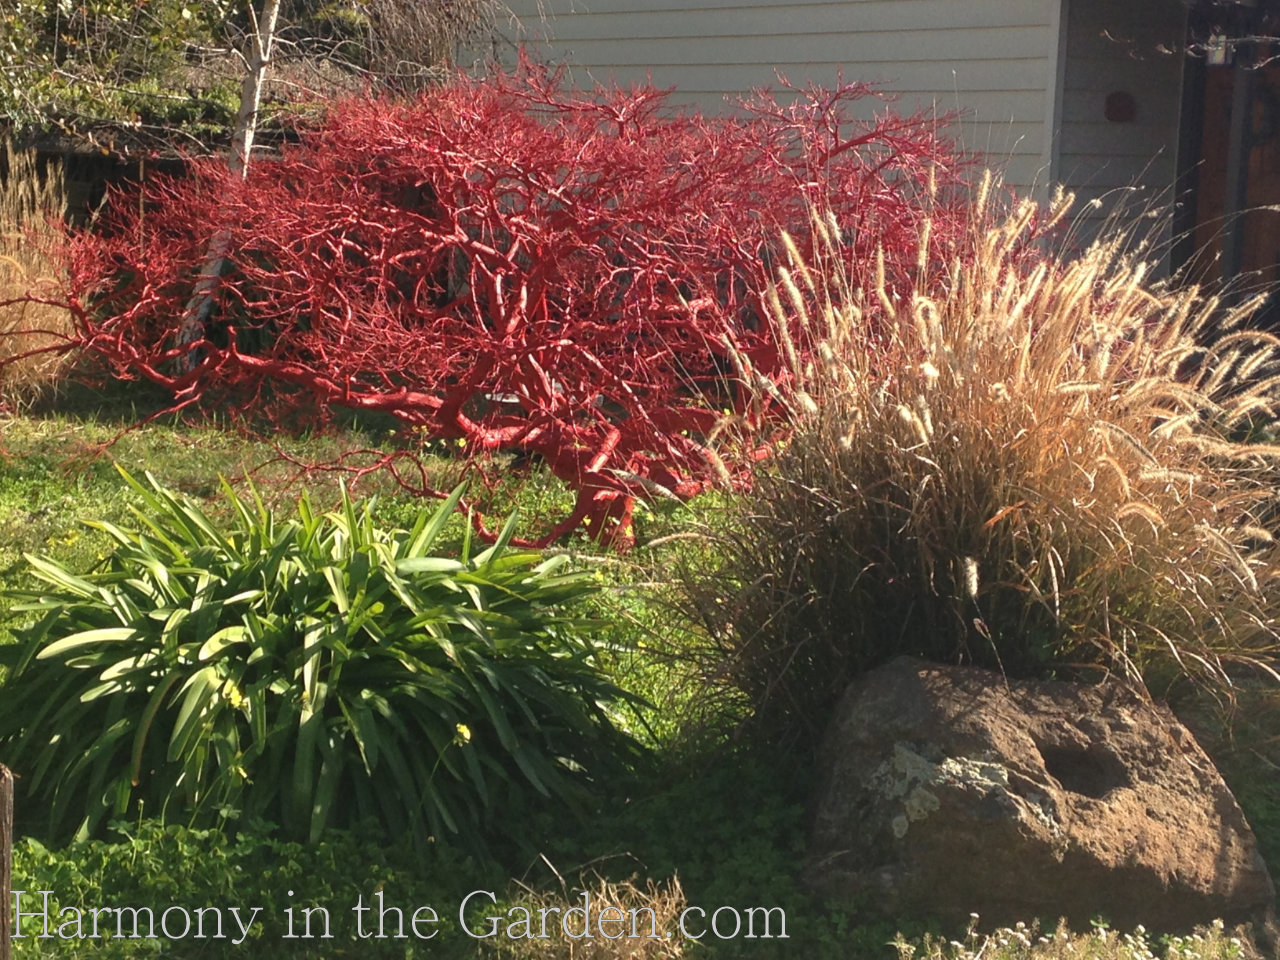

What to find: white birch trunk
left=228, top=0, right=282, bottom=180
left=175, top=0, right=282, bottom=373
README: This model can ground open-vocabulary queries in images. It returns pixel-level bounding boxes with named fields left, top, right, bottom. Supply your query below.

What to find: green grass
left=0, top=410, right=519, bottom=572
left=9, top=817, right=500, bottom=959
left=0, top=413, right=446, bottom=643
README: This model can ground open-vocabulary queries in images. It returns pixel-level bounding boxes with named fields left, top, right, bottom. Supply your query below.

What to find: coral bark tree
left=30, top=64, right=975, bottom=546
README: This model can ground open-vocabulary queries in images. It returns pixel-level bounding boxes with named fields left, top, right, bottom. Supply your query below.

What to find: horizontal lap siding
left=497, top=0, right=1057, bottom=192
left=1056, top=0, right=1187, bottom=261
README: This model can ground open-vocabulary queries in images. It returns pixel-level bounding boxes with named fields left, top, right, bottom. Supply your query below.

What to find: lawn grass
left=0, top=407, right=533, bottom=576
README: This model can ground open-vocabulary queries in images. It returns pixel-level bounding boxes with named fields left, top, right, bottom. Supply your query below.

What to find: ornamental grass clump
left=0, top=139, right=72, bottom=403
left=685, top=177, right=1280, bottom=741
left=0, top=468, right=640, bottom=848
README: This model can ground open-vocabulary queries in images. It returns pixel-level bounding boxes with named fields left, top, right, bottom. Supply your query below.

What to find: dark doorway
left=1176, top=1, right=1280, bottom=302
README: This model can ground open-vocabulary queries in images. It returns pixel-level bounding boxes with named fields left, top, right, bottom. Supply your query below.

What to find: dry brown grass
left=482, top=874, right=688, bottom=960
left=0, top=139, right=73, bottom=405
left=683, top=174, right=1280, bottom=741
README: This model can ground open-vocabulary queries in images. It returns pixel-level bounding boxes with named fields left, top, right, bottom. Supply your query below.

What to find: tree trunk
left=1, top=764, right=12, bottom=960
left=175, top=0, right=283, bottom=373
left=228, top=0, right=283, bottom=180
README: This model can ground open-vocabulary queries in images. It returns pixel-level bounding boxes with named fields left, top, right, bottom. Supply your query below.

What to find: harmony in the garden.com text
left=10, top=889, right=789, bottom=943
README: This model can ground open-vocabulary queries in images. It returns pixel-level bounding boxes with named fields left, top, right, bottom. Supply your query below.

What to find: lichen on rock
left=806, top=656, right=1276, bottom=933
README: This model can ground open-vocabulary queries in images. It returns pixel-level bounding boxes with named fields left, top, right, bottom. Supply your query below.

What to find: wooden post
left=1, top=764, right=12, bottom=960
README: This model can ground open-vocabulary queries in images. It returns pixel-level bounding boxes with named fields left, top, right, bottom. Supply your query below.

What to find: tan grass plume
left=0, top=138, right=74, bottom=405
left=687, top=174, right=1280, bottom=738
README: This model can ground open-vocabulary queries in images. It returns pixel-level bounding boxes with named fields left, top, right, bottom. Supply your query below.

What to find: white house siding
left=494, top=0, right=1061, bottom=194
left=1054, top=0, right=1188, bottom=256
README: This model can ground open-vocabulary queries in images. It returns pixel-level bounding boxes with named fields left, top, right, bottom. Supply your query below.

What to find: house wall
left=1055, top=0, right=1188, bottom=256
left=493, top=0, right=1062, bottom=194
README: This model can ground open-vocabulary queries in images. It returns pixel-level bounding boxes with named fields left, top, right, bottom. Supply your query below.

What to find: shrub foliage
left=26, top=63, right=973, bottom=546
left=680, top=185, right=1280, bottom=742
left=0, top=468, right=639, bottom=846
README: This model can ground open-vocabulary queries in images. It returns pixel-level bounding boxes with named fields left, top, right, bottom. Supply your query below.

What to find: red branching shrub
left=38, top=62, right=977, bottom=545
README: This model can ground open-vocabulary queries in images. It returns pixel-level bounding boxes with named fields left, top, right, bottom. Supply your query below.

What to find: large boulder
left=806, top=656, right=1276, bottom=933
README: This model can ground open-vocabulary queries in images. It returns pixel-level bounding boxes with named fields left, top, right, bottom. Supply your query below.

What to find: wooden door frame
left=1171, top=0, right=1280, bottom=284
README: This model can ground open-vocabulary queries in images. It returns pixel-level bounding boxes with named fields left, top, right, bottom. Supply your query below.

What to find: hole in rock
left=1036, top=742, right=1130, bottom=799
